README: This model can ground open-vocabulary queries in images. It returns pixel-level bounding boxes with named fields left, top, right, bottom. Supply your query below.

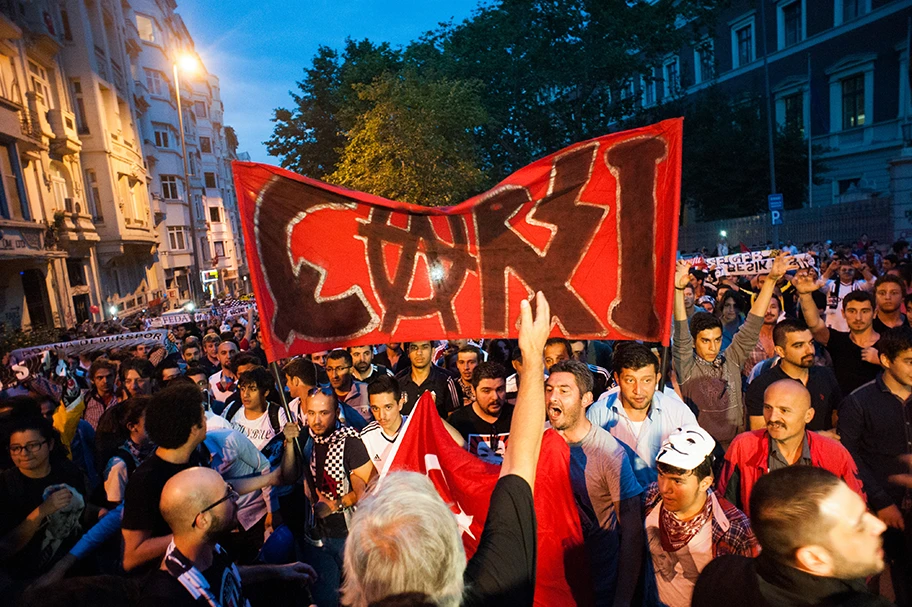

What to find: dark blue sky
left=178, top=0, right=482, bottom=164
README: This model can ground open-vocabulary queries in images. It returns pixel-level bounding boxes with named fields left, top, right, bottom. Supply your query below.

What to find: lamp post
left=173, top=54, right=203, bottom=306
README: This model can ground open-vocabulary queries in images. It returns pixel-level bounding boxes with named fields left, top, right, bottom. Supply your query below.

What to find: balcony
left=0, top=217, right=65, bottom=260
left=47, top=109, right=81, bottom=156
left=56, top=208, right=101, bottom=247
left=18, top=92, right=47, bottom=156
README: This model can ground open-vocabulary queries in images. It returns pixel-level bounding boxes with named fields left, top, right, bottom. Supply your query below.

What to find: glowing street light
left=108, top=305, right=118, bottom=317
left=184, top=302, right=196, bottom=312
left=173, top=51, right=204, bottom=305
left=719, top=230, right=727, bottom=238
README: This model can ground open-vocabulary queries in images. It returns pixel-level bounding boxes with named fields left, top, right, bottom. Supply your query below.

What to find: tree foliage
left=636, top=87, right=828, bottom=220
left=266, top=0, right=734, bottom=205
left=326, top=72, right=488, bottom=206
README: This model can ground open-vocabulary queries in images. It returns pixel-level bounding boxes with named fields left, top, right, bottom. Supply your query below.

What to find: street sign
left=768, top=193, right=784, bottom=211
left=771, top=209, right=783, bottom=226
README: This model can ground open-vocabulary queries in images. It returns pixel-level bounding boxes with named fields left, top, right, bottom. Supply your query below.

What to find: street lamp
left=173, top=52, right=204, bottom=308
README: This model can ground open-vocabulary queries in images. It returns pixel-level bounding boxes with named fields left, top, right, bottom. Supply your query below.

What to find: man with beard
left=587, top=343, right=697, bottom=486
left=547, top=359, right=644, bottom=607
left=873, top=274, right=907, bottom=333
left=448, top=362, right=513, bottom=465
left=138, top=467, right=316, bottom=606
left=454, top=345, right=482, bottom=408
left=348, top=345, right=393, bottom=386
left=746, top=319, right=841, bottom=435
left=716, top=380, right=863, bottom=517
left=693, top=467, right=891, bottom=607
left=794, top=274, right=882, bottom=396
left=304, top=386, right=374, bottom=600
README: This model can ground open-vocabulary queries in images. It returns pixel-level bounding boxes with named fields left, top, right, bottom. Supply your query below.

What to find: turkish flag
left=382, top=392, right=593, bottom=606
left=233, top=119, right=682, bottom=360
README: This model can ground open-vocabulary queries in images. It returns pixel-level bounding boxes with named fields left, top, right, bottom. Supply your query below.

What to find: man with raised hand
left=342, top=292, right=551, bottom=607
left=673, top=254, right=791, bottom=449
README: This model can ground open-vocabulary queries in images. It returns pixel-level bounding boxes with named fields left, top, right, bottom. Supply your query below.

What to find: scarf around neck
left=659, top=491, right=713, bottom=552
left=309, top=422, right=359, bottom=499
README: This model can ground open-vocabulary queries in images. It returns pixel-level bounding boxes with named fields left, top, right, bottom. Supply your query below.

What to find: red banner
left=381, top=392, right=593, bottom=606
left=234, top=118, right=682, bottom=360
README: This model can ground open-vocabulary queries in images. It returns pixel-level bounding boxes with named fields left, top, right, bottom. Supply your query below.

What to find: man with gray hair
left=342, top=292, right=552, bottom=607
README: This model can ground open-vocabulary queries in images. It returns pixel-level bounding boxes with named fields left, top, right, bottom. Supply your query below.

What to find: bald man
left=139, top=467, right=316, bottom=607
left=716, top=379, right=865, bottom=516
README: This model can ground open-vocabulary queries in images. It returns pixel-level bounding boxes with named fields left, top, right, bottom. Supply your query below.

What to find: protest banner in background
left=701, top=250, right=816, bottom=277
left=9, top=330, right=169, bottom=362
left=381, top=392, right=593, bottom=606
left=234, top=118, right=682, bottom=360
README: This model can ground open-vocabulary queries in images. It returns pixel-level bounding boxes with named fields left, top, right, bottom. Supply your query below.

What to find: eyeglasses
left=9, top=440, right=47, bottom=455
left=325, top=365, right=351, bottom=374
left=192, top=483, right=238, bottom=528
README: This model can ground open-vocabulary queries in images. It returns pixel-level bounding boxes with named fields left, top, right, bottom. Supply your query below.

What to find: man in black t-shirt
left=794, top=276, right=881, bottom=395
left=397, top=341, right=461, bottom=417
left=122, top=383, right=280, bottom=572
left=342, top=292, right=551, bottom=607
left=448, top=362, right=513, bottom=464
left=746, top=319, right=842, bottom=434
left=138, top=467, right=316, bottom=607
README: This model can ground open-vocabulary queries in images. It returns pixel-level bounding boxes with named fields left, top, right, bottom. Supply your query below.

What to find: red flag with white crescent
left=381, top=392, right=593, bottom=606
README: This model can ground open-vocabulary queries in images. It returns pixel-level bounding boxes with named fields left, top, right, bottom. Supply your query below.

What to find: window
left=731, top=16, right=755, bottom=69
left=161, top=175, right=180, bottom=200
left=836, top=0, right=868, bottom=24
left=168, top=226, right=186, bottom=250
left=60, top=10, right=73, bottom=41
left=28, top=61, right=52, bottom=108
left=194, top=101, right=207, bottom=118
left=50, top=165, right=68, bottom=212
left=214, top=241, right=225, bottom=258
left=153, top=129, right=170, bottom=148
left=783, top=92, right=804, bottom=133
left=193, top=194, right=203, bottom=219
left=841, top=74, right=865, bottom=129
left=71, top=79, right=89, bottom=133
left=779, top=1, right=804, bottom=49
left=641, top=69, right=656, bottom=107
left=199, top=136, right=212, bottom=153
left=136, top=15, right=156, bottom=42
left=618, top=80, right=634, bottom=100
left=84, top=169, right=102, bottom=221
left=0, top=144, right=27, bottom=220
left=209, top=205, right=221, bottom=222
left=204, top=172, right=217, bottom=188
left=67, top=259, right=86, bottom=286
left=694, top=41, right=714, bottom=84
left=200, top=237, right=210, bottom=261
left=144, top=68, right=164, bottom=95
left=838, top=178, right=861, bottom=194
left=663, top=58, right=680, bottom=98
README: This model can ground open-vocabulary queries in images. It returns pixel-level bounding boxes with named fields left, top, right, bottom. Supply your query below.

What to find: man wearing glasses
left=324, top=349, right=370, bottom=423
left=139, top=467, right=316, bottom=606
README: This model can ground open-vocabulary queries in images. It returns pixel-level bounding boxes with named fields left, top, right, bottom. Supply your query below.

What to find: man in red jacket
left=716, top=379, right=863, bottom=516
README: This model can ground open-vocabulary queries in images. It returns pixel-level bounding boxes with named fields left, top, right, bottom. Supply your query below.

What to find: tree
left=326, top=71, right=488, bottom=206
left=266, top=1, right=722, bottom=185
left=635, top=87, right=827, bottom=221
left=265, top=40, right=401, bottom=179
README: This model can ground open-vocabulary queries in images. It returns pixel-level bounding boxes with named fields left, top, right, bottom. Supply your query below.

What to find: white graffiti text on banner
left=10, top=330, right=169, bottom=362
left=703, top=250, right=816, bottom=277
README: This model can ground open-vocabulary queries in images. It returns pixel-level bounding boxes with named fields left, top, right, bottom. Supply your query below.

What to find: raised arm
left=791, top=271, right=831, bottom=346
left=500, top=292, right=550, bottom=488
left=673, top=259, right=692, bottom=322
left=748, top=253, right=791, bottom=319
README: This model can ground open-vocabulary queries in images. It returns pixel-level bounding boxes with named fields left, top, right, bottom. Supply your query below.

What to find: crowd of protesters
left=0, top=237, right=911, bottom=606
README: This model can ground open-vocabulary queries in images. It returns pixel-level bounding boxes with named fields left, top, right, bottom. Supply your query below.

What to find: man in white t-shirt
left=643, top=425, right=758, bottom=607
left=222, top=366, right=289, bottom=455
left=360, top=375, right=408, bottom=473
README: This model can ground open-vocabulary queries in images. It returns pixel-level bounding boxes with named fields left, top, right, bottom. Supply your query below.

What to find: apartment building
left=0, top=0, right=246, bottom=330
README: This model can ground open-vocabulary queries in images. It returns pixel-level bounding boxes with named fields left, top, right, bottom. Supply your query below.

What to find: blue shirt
left=587, top=387, right=698, bottom=486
